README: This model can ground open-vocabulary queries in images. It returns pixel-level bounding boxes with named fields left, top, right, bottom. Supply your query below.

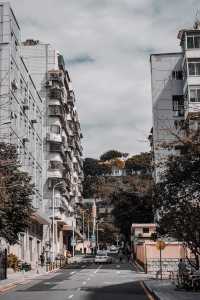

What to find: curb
left=0, top=268, right=61, bottom=294
left=142, top=281, right=161, bottom=300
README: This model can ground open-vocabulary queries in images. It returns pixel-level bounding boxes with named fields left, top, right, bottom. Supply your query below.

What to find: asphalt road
left=0, top=259, right=151, bottom=300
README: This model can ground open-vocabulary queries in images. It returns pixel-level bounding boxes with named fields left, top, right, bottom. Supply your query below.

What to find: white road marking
left=70, top=271, right=76, bottom=275
left=116, top=271, right=120, bottom=274
left=94, top=265, right=102, bottom=274
left=68, top=295, right=74, bottom=299
left=87, top=278, right=90, bottom=281
left=82, top=281, right=87, bottom=285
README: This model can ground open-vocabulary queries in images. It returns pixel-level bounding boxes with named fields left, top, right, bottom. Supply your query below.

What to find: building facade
left=150, top=21, right=200, bottom=181
left=0, top=2, right=83, bottom=266
left=0, top=2, right=49, bottom=266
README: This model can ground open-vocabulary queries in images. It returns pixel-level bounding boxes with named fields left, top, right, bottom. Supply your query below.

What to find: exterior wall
left=0, top=2, right=47, bottom=267
left=135, top=241, right=185, bottom=277
left=150, top=53, right=184, bottom=181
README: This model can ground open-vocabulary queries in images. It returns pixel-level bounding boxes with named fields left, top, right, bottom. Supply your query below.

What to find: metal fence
left=0, top=249, right=7, bottom=280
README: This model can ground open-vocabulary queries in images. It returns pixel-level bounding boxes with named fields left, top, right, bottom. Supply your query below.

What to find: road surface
left=0, top=259, right=152, bottom=300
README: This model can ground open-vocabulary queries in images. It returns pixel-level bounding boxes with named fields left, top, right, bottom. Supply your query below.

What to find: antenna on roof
left=194, top=9, right=200, bottom=29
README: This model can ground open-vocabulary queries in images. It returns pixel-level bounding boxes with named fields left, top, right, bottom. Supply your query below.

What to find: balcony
left=49, top=87, right=63, bottom=101
left=48, top=161, right=63, bottom=179
left=48, top=105, right=62, bottom=117
left=47, top=132, right=62, bottom=143
left=185, top=102, right=200, bottom=119
left=49, top=143, right=65, bottom=155
left=48, top=70, right=63, bottom=83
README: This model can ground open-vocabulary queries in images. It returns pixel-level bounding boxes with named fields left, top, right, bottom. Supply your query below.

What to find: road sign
left=156, top=240, right=166, bottom=250
left=91, top=234, right=96, bottom=242
left=71, top=239, right=76, bottom=247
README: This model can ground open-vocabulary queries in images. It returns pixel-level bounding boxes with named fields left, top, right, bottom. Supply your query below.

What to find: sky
left=8, top=0, right=200, bottom=158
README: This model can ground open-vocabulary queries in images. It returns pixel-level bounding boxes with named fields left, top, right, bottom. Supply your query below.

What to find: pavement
left=0, top=257, right=151, bottom=300
left=144, top=279, right=200, bottom=300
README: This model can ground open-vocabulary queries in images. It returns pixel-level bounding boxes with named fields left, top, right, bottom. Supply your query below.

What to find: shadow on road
left=81, top=281, right=148, bottom=300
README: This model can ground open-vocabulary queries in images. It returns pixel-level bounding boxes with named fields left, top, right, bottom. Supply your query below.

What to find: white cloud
left=7, top=0, right=199, bottom=157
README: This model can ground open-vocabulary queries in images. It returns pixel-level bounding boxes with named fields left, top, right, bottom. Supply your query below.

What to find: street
left=0, top=259, right=150, bottom=300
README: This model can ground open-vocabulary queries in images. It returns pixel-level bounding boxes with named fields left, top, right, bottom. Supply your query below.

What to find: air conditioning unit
left=46, top=80, right=52, bottom=87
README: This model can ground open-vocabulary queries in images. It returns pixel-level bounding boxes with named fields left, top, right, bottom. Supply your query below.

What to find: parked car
left=94, top=252, right=112, bottom=264
left=81, top=254, right=94, bottom=264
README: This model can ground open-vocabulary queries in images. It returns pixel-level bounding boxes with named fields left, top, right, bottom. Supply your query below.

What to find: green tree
left=125, top=152, right=151, bottom=175
left=0, top=143, right=34, bottom=245
left=100, top=150, right=123, bottom=161
left=154, top=148, right=200, bottom=269
left=112, top=190, right=153, bottom=241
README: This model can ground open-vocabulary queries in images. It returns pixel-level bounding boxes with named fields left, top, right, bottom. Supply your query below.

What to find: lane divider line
left=94, top=265, right=102, bottom=274
left=68, top=294, right=74, bottom=299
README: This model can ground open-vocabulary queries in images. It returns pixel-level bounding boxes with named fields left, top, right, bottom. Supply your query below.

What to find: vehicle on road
left=94, top=252, right=112, bottom=264
left=108, top=245, right=119, bottom=255
left=81, top=254, right=94, bottom=264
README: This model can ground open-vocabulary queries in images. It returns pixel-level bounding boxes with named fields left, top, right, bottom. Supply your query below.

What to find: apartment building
left=0, top=2, right=83, bottom=264
left=21, top=41, right=83, bottom=258
left=150, top=21, right=200, bottom=181
left=0, top=2, right=49, bottom=266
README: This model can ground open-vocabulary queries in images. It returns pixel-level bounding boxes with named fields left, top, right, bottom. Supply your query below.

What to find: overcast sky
left=8, top=0, right=200, bottom=158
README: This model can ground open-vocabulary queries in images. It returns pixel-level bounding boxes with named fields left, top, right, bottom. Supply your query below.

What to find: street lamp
left=52, top=181, right=63, bottom=263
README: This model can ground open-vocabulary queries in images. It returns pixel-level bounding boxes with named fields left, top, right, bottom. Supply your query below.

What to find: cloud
left=67, top=55, right=95, bottom=65
left=8, top=0, right=199, bottom=158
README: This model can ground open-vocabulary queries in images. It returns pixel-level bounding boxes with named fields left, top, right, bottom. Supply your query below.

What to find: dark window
left=190, top=88, right=200, bottom=102
left=172, top=95, right=184, bottom=116
left=172, top=70, right=183, bottom=80
left=194, top=36, right=200, bottom=48
left=143, top=228, right=149, bottom=234
left=187, top=36, right=194, bottom=48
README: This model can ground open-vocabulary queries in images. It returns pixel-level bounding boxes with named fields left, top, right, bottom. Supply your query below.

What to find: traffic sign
left=156, top=240, right=166, bottom=250
left=91, top=234, right=96, bottom=242
left=71, top=239, right=76, bottom=247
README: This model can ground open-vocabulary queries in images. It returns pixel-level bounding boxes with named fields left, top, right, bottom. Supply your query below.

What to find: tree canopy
left=125, top=152, right=151, bottom=175
left=100, top=150, right=124, bottom=161
left=0, top=143, right=34, bottom=245
left=154, top=147, right=200, bottom=269
left=111, top=190, right=153, bottom=240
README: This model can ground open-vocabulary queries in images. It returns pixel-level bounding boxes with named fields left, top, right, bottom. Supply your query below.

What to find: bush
left=7, top=253, right=19, bottom=271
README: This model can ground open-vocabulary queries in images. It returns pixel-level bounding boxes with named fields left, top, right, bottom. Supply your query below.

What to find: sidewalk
left=0, top=267, right=58, bottom=293
left=144, top=279, right=200, bottom=300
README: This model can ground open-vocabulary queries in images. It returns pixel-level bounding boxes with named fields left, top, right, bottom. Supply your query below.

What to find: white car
left=94, top=253, right=112, bottom=264
left=108, top=246, right=119, bottom=254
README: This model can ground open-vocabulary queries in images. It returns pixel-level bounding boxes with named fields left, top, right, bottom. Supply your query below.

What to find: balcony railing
left=49, top=88, right=63, bottom=101
left=47, top=132, right=62, bottom=143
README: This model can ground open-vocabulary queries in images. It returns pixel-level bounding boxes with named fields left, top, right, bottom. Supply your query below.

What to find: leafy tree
left=112, top=190, right=153, bottom=241
left=100, top=150, right=123, bottom=161
left=125, top=152, right=151, bottom=175
left=0, top=143, right=34, bottom=245
left=154, top=147, right=200, bottom=269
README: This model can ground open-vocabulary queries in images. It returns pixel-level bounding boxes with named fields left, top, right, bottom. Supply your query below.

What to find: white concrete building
left=0, top=2, right=83, bottom=265
left=21, top=41, right=83, bottom=258
left=150, top=21, right=200, bottom=181
left=0, top=2, right=49, bottom=266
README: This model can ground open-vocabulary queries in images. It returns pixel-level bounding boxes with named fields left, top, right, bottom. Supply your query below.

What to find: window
left=189, top=87, right=200, bottom=102
left=187, top=35, right=200, bottom=49
left=187, top=36, right=194, bottom=49
left=172, top=95, right=184, bottom=116
left=188, top=60, right=200, bottom=76
left=50, top=124, right=61, bottom=134
left=172, top=70, right=183, bottom=80
left=143, top=228, right=149, bottom=234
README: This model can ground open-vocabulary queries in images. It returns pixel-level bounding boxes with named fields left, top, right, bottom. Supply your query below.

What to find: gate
left=0, top=249, right=7, bottom=280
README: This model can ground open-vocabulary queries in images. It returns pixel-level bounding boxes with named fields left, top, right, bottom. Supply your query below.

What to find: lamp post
left=52, top=181, right=63, bottom=263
